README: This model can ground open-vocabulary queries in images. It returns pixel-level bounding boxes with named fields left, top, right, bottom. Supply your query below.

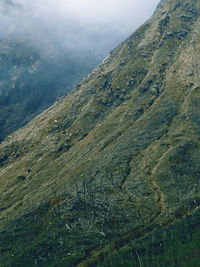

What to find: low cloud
left=0, top=0, right=160, bottom=56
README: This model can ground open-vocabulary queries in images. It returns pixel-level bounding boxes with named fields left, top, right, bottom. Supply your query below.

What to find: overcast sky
left=0, top=0, right=160, bottom=55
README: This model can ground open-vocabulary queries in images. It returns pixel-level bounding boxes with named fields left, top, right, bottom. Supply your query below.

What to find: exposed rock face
left=0, top=0, right=200, bottom=265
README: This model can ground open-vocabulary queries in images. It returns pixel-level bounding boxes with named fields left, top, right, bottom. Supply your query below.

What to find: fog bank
left=0, top=0, right=160, bottom=56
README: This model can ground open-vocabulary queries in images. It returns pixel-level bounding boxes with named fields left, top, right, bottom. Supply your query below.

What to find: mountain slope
left=0, top=0, right=200, bottom=265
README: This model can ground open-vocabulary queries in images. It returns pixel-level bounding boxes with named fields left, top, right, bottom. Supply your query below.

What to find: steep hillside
left=0, top=38, right=102, bottom=143
left=0, top=0, right=200, bottom=266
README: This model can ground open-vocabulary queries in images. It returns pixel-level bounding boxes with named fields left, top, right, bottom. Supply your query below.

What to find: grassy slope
left=0, top=0, right=200, bottom=265
left=0, top=200, right=199, bottom=266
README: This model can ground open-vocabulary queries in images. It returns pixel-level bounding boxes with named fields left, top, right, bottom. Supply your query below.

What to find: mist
left=0, top=0, right=160, bottom=57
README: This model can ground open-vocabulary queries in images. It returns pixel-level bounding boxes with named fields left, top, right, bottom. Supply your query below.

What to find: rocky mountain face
left=0, top=38, right=103, bottom=143
left=0, top=0, right=200, bottom=266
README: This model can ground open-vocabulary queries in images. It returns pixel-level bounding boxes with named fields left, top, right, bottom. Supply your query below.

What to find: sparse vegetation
left=0, top=194, right=199, bottom=266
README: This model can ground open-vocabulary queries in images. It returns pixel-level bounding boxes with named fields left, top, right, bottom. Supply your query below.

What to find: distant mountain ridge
left=0, top=0, right=200, bottom=265
left=0, top=0, right=129, bottom=143
left=0, top=38, right=103, bottom=143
